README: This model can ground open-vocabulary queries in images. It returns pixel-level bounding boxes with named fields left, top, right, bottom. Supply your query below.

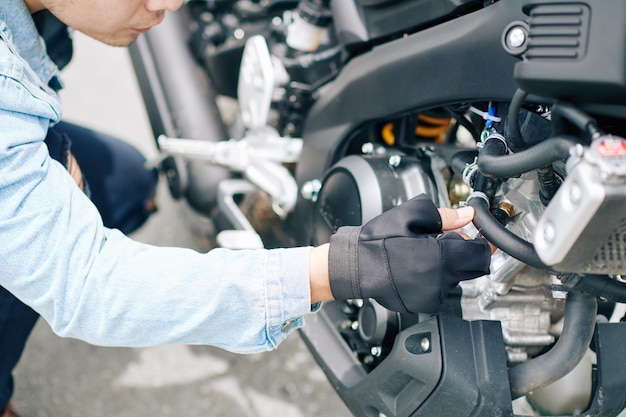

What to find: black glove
left=328, top=194, right=490, bottom=314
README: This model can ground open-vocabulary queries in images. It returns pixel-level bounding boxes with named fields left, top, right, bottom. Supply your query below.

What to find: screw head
left=233, top=28, right=245, bottom=40
left=388, top=154, right=402, bottom=167
left=420, top=337, right=430, bottom=353
left=506, top=26, right=527, bottom=49
left=502, top=22, right=530, bottom=56
left=361, top=142, right=374, bottom=155
left=568, top=182, right=582, bottom=204
left=300, top=179, right=321, bottom=202
left=543, top=221, right=556, bottom=243
left=370, top=345, right=382, bottom=357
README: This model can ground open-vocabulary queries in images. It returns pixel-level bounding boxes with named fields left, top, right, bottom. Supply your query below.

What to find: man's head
left=24, top=0, right=183, bottom=47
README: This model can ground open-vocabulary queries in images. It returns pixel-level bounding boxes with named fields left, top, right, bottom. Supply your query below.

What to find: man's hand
left=319, top=194, right=491, bottom=313
left=439, top=205, right=474, bottom=231
left=66, top=150, right=85, bottom=191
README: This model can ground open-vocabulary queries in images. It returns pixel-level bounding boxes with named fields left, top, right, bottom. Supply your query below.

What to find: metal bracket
left=157, top=131, right=302, bottom=218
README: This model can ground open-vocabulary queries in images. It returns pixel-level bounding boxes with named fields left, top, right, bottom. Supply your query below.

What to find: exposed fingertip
left=457, top=206, right=475, bottom=222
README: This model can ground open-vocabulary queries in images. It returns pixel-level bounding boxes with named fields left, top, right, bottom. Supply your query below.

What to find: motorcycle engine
left=312, top=152, right=446, bottom=244
left=313, top=148, right=564, bottom=366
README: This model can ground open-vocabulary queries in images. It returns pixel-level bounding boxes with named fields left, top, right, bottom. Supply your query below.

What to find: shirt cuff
left=263, top=246, right=312, bottom=348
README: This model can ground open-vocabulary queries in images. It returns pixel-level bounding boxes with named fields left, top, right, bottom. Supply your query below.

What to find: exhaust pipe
left=128, top=8, right=232, bottom=216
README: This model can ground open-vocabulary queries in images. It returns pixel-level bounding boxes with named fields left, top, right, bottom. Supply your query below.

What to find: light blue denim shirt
left=0, top=0, right=312, bottom=353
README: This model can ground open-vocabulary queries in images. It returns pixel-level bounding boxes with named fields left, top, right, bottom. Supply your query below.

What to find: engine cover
left=312, top=153, right=442, bottom=245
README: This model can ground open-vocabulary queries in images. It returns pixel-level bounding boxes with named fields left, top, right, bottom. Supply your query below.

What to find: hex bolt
left=361, top=142, right=374, bottom=155
left=506, top=26, right=527, bottom=49
left=388, top=154, right=402, bottom=167
left=300, top=179, right=321, bottom=202
left=370, top=345, right=382, bottom=357
left=420, top=337, right=430, bottom=353
left=340, top=320, right=353, bottom=330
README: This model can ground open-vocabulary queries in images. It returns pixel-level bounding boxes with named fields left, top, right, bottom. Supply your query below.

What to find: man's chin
left=82, top=31, right=140, bottom=48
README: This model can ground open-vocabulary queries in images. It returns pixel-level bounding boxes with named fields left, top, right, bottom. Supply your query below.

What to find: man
left=0, top=0, right=491, bottom=415
left=1, top=123, right=159, bottom=417
left=1, top=9, right=161, bottom=417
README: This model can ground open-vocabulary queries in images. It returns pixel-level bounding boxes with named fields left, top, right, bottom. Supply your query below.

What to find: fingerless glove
left=328, top=194, right=490, bottom=313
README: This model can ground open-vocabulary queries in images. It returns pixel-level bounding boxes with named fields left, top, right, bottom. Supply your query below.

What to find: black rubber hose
left=478, top=135, right=578, bottom=178
left=468, top=196, right=548, bottom=270
left=508, top=292, right=598, bottom=400
left=551, top=102, right=601, bottom=138
left=507, top=89, right=528, bottom=151
left=536, top=165, right=562, bottom=205
left=444, top=105, right=481, bottom=142
left=449, top=150, right=478, bottom=179
left=567, top=275, right=626, bottom=304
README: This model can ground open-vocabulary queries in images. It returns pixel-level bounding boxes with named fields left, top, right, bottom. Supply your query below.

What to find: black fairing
left=300, top=309, right=626, bottom=417
left=514, top=0, right=626, bottom=104
left=293, top=0, right=525, bottom=245
left=300, top=311, right=514, bottom=417
left=333, top=0, right=484, bottom=50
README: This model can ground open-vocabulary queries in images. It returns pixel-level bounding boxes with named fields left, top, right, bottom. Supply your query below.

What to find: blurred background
left=12, top=31, right=352, bottom=417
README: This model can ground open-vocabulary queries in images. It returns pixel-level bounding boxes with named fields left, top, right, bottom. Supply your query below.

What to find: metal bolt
left=284, top=123, right=296, bottom=135
left=506, top=26, right=527, bottom=49
left=370, top=345, right=382, bottom=357
left=300, top=179, right=321, bottom=202
left=569, top=182, right=582, bottom=204
left=199, top=11, right=213, bottom=22
left=340, top=320, right=353, bottom=330
left=420, top=337, right=431, bottom=353
left=350, top=321, right=359, bottom=331
left=233, top=28, right=245, bottom=40
left=352, top=299, right=364, bottom=308
left=571, top=144, right=585, bottom=158
left=388, top=154, right=402, bottom=167
left=361, top=142, right=374, bottom=155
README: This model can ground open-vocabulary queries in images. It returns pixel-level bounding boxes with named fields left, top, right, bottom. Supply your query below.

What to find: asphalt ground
left=11, top=31, right=352, bottom=417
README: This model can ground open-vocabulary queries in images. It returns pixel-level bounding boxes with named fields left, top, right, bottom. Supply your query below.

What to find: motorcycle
left=128, top=0, right=626, bottom=416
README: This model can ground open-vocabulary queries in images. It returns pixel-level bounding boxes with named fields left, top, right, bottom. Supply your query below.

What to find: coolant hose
left=508, top=292, right=598, bottom=400
left=507, top=89, right=528, bottom=151
left=468, top=196, right=547, bottom=270
left=478, top=136, right=578, bottom=178
left=567, top=274, right=626, bottom=304
left=551, top=102, right=601, bottom=138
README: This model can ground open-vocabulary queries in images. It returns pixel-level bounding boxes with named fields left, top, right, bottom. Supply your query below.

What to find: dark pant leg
left=53, top=121, right=159, bottom=235
left=0, top=122, right=159, bottom=407
left=0, top=288, right=38, bottom=409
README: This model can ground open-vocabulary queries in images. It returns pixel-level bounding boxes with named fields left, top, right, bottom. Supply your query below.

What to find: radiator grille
left=587, top=216, right=626, bottom=274
left=526, top=4, right=590, bottom=60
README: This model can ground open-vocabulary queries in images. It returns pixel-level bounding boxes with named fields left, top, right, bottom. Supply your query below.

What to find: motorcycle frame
left=292, top=0, right=525, bottom=245
left=129, top=1, right=626, bottom=416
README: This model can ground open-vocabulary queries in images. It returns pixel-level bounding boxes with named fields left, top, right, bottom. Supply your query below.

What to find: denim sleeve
left=0, top=74, right=312, bottom=354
